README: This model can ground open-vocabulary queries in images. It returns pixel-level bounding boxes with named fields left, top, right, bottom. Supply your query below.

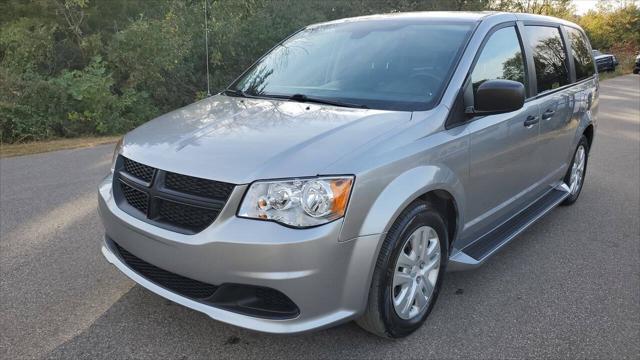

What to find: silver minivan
left=99, top=12, right=597, bottom=338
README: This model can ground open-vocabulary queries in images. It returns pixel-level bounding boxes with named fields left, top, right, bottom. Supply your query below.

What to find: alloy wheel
left=570, top=145, right=586, bottom=195
left=392, top=226, right=441, bottom=320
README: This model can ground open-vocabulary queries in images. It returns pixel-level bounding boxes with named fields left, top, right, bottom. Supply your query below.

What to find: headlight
left=110, top=137, right=123, bottom=173
left=238, top=176, right=354, bottom=228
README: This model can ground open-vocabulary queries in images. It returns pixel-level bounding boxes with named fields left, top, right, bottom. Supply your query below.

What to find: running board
left=448, top=184, right=570, bottom=271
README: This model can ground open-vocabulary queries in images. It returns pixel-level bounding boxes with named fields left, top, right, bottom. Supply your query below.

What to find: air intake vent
left=114, top=242, right=218, bottom=299
left=111, top=239, right=300, bottom=319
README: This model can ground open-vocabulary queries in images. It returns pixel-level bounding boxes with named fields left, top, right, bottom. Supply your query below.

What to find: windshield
left=229, top=20, right=475, bottom=111
left=592, top=50, right=603, bottom=56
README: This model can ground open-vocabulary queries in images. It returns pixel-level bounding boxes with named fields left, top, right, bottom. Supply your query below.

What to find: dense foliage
left=1, top=0, right=638, bottom=143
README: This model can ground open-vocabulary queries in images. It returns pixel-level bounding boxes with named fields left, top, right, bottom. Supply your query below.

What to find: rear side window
left=565, top=27, right=595, bottom=80
left=524, top=26, right=570, bottom=93
left=471, top=26, right=527, bottom=95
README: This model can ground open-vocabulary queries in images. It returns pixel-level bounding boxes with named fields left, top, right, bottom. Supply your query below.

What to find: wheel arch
left=583, top=123, right=594, bottom=151
left=351, top=167, right=463, bottom=335
left=568, top=109, right=595, bottom=165
left=418, top=189, right=459, bottom=251
left=354, top=165, right=465, bottom=251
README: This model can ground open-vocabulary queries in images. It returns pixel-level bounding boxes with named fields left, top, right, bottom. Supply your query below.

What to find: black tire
left=561, top=135, right=590, bottom=206
left=356, top=200, right=448, bottom=338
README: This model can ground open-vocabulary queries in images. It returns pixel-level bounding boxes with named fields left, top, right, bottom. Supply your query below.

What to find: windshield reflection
left=229, top=20, right=474, bottom=111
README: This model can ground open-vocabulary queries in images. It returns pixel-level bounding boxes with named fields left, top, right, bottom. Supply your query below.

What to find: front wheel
left=562, top=135, right=589, bottom=206
left=356, top=201, right=448, bottom=338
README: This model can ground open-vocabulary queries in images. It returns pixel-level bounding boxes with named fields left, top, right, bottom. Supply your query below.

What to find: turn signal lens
left=330, top=178, right=352, bottom=217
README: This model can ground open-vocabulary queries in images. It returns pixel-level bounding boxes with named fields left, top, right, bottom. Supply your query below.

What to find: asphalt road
left=1, top=75, right=639, bottom=359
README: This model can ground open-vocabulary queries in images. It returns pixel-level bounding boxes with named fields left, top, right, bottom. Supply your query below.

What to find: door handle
left=542, top=109, right=555, bottom=120
left=524, top=115, right=539, bottom=127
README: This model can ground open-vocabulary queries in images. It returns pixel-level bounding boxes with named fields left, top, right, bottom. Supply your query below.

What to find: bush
left=0, top=70, right=64, bottom=143
left=53, top=56, right=159, bottom=136
left=0, top=57, right=158, bottom=143
left=107, top=13, right=194, bottom=112
left=0, top=18, right=56, bottom=74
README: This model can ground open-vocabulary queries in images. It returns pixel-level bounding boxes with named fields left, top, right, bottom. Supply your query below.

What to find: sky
left=573, top=0, right=599, bottom=15
left=573, top=0, right=640, bottom=14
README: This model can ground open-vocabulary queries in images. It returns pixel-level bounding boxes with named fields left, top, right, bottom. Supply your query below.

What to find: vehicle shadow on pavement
left=45, top=283, right=399, bottom=359
left=41, top=221, right=561, bottom=360
left=46, top=183, right=640, bottom=359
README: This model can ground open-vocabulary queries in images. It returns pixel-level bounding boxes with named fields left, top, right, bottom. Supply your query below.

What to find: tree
left=0, top=0, right=638, bottom=143
left=489, top=0, right=576, bottom=17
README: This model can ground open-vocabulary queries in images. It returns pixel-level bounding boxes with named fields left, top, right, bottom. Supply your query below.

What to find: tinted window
left=230, top=21, right=474, bottom=111
left=525, top=26, right=570, bottom=93
left=565, top=27, right=595, bottom=80
left=471, top=26, right=526, bottom=96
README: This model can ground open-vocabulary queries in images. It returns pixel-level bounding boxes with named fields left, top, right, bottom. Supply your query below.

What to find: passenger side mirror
left=466, top=79, right=525, bottom=116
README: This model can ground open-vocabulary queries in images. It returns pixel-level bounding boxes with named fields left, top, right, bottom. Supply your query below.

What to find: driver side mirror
left=465, top=79, right=525, bottom=116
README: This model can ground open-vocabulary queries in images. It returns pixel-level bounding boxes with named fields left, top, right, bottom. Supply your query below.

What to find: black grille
left=120, top=181, right=148, bottom=214
left=124, top=157, right=155, bottom=183
left=157, top=199, right=220, bottom=232
left=114, top=156, right=235, bottom=234
left=114, top=242, right=218, bottom=299
left=165, top=172, right=234, bottom=201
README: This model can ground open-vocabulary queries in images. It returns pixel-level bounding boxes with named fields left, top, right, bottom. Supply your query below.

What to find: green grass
left=599, top=68, right=631, bottom=81
left=0, top=136, right=121, bottom=158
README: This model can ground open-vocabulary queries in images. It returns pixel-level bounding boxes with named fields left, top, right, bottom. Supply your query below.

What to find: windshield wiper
left=290, top=94, right=368, bottom=109
left=269, top=93, right=368, bottom=109
left=222, top=88, right=249, bottom=98
left=224, top=90, right=368, bottom=109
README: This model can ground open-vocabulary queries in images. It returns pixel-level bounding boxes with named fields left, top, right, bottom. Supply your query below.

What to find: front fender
left=348, top=165, right=465, bottom=241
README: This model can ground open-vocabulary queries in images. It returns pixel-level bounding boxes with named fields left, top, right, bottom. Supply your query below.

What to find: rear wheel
left=356, top=201, right=447, bottom=338
left=562, top=135, right=589, bottom=206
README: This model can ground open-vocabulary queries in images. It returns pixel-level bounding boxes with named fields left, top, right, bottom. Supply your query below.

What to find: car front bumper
left=98, top=174, right=381, bottom=334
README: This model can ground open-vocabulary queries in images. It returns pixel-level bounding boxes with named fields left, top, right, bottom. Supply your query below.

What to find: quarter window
left=524, top=26, right=570, bottom=93
left=471, top=26, right=527, bottom=96
left=565, top=27, right=595, bottom=80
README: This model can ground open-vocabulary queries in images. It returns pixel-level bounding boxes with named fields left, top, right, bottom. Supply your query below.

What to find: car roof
left=308, top=11, right=496, bottom=28
left=512, top=12, right=582, bottom=28
left=308, top=11, right=582, bottom=30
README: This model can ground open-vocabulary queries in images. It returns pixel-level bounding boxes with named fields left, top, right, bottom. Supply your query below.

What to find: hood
left=121, top=95, right=411, bottom=184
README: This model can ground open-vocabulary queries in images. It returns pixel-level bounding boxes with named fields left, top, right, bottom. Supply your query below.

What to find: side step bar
left=448, top=184, right=570, bottom=271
